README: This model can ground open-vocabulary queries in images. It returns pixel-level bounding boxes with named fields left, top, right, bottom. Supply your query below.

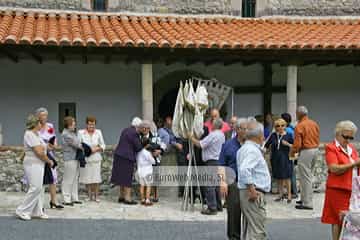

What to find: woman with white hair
left=35, top=107, right=63, bottom=209
left=111, top=117, right=144, bottom=204
left=321, top=120, right=360, bottom=240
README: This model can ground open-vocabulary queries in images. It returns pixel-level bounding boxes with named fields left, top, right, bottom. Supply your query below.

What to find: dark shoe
left=201, top=209, right=217, bottom=215
left=118, top=197, right=125, bottom=203
left=287, top=199, right=292, bottom=204
left=295, top=205, right=313, bottom=210
left=50, top=201, right=64, bottom=209
left=72, top=201, right=82, bottom=204
left=151, top=198, right=159, bottom=203
left=144, top=200, right=153, bottom=206
left=296, top=200, right=303, bottom=205
left=63, top=202, right=74, bottom=206
left=123, top=200, right=138, bottom=205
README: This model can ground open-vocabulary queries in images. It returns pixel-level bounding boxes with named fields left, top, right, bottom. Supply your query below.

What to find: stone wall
left=0, top=143, right=341, bottom=193
left=0, top=0, right=84, bottom=10
left=0, top=146, right=115, bottom=193
left=257, top=0, right=360, bottom=17
left=0, top=0, right=233, bottom=14
left=107, top=0, right=232, bottom=14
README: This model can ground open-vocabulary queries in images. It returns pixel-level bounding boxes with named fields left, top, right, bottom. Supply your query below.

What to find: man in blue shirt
left=237, top=121, right=271, bottom=240
left=219, top=118, right=248, bottom=240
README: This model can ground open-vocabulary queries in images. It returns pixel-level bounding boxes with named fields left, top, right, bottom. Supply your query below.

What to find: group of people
left=5, top=103, right=360, bottom=240
left=14, top=108, right=106, bottom=220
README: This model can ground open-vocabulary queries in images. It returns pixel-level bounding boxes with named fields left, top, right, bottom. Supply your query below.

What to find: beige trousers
left=239, top=189, right=267, bottom=240
left=297, top=148, right=318, bottom=208
left=16, top=163, right=45, bottom=217
left=62, top=160, right=80, bottom=203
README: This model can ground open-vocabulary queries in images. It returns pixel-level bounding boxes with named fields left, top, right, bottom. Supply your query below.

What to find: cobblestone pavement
left=0, top=191, right=330, bottom=239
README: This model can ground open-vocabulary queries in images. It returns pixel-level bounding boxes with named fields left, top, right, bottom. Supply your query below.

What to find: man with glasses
left=219, top=118, right=248, bottom=240
left=290, top=106, right=320, bottom=210
left=237, top=120, right=271, bottom=240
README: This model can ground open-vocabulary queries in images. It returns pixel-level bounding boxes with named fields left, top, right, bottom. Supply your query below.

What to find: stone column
left=287, top=65, right=298, bottom=124
left=141, top=64, right=153, bottom=121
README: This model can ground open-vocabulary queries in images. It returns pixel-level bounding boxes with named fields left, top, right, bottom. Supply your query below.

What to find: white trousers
left=62, top=160, right=80, bottom=203
left=16, top=163, right=45, bottom=217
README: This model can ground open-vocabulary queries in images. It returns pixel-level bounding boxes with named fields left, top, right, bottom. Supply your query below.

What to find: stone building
left=0, top=0, right=359, bottom=192
left=0, top=0, right=360, bottom=145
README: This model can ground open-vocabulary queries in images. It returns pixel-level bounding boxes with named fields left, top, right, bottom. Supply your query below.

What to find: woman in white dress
left=16, top=114, right=54, bottom=220
left=78, top=116, right=105, bottom=202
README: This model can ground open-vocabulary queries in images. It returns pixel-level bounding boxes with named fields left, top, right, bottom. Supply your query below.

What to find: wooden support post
left=263, top=63, right=272, bottom=118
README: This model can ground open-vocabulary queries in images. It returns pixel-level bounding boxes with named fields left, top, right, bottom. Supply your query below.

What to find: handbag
left=43, top=152, right=57, bottom=185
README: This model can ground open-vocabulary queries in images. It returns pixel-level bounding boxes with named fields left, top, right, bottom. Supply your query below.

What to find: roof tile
left=1, top=10, right=360, bottom=50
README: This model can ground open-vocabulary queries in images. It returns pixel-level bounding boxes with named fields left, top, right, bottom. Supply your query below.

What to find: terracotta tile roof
left=1, top=9, right=360, bottom=49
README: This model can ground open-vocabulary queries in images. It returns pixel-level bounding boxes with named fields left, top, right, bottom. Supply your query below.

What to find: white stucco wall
left=0, top=59, right=358, bottom=144
left=272, top=64, right=360, bottom=141
left=0, top=59, right=142, bottom=145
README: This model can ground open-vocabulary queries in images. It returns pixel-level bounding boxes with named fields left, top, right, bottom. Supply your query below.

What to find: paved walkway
left=1, top=191, right=325, bottom=221
left=0, top=191, right=331, bottom=239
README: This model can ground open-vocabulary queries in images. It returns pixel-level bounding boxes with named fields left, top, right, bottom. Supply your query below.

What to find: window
left=58, top=103, right=76, bottom=133
left=242, top=0, right=256, bottom=17
left=92, top=0, right=107, bottom=11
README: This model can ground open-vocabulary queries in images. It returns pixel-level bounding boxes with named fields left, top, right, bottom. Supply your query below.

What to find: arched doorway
left=154, top=70, right=207, bottom=119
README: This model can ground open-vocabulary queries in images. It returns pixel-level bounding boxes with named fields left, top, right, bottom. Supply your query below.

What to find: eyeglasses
left=236, top=127, right=247, bottom=131
left=342, top=134, right=354, bottom=140
left=275, top=125, right=286, bottom=128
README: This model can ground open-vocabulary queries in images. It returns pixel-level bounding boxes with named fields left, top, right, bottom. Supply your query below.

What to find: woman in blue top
left=265, top=118, right=294, bottom=203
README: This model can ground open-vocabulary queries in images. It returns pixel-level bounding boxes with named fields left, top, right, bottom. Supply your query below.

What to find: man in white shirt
left=237, top=120, right=271, bottom=240
left=190, top=118, right=226, bottom=215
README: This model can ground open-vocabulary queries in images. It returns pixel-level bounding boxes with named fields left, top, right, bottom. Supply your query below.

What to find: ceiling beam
left=0, top=48, right=18, bottom=63
left=165, top=58, right=178, bottom=66
left=204, top=59, right=220, bottom=66
left=104, top=54, right=111, bottom=64
left=185, top=59, right=200, bottom=66
left=56, top=50, right=65, bottom=64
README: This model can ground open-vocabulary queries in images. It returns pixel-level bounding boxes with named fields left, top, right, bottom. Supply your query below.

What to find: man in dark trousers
left=219, top=118, right=248, bottom=240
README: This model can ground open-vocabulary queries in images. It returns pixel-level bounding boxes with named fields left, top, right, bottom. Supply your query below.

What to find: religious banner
left=193, top=77, right=232, bottom=111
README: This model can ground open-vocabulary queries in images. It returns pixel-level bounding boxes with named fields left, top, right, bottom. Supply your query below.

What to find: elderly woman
left=36, top=107, right=63, bottom=209
left=189, top=117, right=226, bottom=215
left=321, top=120, right=360, bottom=240
left=78, top=116, right=106, bottom=202
left=61, top=117, right=83, bottom=206
left=16, top=115, right=54, bottom=220
left=111, top=117, right=143, bottom=205
left=265, top=118, right=294, bottom=203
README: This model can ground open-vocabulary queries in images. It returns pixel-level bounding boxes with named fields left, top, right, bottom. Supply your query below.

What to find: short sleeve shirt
left=24, top=130, right=47, bottom=164
left=200, top=130, right=225, bottom=161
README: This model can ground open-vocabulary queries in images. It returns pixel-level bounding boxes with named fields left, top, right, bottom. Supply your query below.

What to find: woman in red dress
left=321, top=120, right=360, bottom=240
